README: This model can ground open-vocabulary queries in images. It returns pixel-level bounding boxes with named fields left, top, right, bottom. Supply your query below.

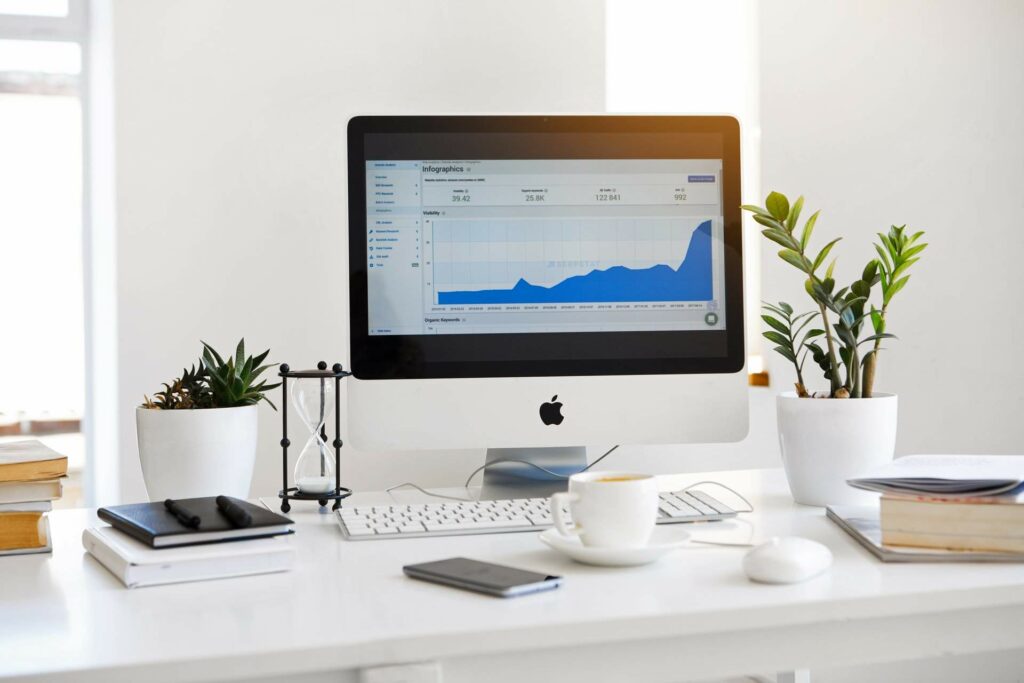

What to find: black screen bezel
left=348, top=115, right=744, bottom=380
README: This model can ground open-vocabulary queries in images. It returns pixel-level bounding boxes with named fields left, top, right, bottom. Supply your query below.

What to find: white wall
left=759, top=0, right=1024, bottom=454
left=111, top=0, right=606, bottom=502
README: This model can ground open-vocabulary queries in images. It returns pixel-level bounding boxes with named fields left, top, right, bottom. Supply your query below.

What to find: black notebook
left=97, top=497, right=293, bottom=548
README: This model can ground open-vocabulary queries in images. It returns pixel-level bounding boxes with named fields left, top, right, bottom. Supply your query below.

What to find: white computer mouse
left=742, top=536, right=833, bottom=584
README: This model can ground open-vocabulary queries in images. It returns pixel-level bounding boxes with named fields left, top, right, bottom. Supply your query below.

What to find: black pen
left=216, top=495, right=253, bottom=528
left=164, top=498, right=201, bottom=529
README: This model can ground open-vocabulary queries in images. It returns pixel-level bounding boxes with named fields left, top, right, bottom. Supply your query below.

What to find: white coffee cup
left=550, top=471, right=659, bottom=548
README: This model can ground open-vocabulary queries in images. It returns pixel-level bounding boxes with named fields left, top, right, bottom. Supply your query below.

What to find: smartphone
left=403, top=557, right=563, bottom=598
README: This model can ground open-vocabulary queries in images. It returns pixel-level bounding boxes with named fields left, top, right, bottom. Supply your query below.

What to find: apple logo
left=539, top=395, right=564, bottom=425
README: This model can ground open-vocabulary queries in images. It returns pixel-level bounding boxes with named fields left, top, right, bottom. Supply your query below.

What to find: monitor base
left=479, top=446, right=587, bottom=500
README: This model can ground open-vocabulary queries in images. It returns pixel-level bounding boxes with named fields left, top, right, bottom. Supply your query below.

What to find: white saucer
left=539, top=527, right=690, bottom=567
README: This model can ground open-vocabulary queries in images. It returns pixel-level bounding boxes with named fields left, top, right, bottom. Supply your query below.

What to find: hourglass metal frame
left=277, top=362, right=353, bottom=513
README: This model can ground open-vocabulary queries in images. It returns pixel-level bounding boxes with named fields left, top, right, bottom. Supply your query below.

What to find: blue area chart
left=437, top=220, right=713, bottom=305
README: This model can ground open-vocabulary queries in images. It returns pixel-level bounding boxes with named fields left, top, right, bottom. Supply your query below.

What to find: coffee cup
left=550, top=471, right=659, bottom=548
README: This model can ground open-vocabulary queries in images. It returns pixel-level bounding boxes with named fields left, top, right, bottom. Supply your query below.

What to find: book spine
left=882, top=529, right=1024, bottom=554
left=96, top=508, right=156, bottom=548
left=81, top=529, right=134, bottom=588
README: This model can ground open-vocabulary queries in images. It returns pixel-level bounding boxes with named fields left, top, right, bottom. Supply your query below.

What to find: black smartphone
left=403, top=557, right=563, bottom=598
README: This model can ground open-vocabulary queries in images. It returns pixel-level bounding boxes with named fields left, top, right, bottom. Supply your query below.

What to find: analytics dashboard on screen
left=365, top=158, right=726, bottom=336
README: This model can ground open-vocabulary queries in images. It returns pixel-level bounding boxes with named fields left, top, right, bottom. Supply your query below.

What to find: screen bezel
left=348, top=115, right=745, bottom=380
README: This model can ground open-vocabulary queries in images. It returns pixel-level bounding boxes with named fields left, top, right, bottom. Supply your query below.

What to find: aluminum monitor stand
left=479, top=446, right=588, bottom=500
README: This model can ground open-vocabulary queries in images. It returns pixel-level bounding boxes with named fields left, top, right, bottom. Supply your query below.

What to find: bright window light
left=0, top=0, right=68, bottom=17
left=0, top=39, right=80, bottom=74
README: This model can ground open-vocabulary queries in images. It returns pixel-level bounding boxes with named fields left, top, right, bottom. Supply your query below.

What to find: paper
left=848, top=455, right=1024, bottom=496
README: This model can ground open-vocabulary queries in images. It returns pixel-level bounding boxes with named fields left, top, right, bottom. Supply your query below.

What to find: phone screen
left=404, top=557, right=562, bottom=597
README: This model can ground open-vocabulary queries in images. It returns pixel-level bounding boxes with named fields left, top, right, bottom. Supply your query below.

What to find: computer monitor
left=347, top=116, right=748, bottom=498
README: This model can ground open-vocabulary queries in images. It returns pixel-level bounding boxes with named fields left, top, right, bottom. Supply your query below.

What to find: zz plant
left=743, top=192, right=925, bottom=399
left=143, top=339, right=280, bottom=410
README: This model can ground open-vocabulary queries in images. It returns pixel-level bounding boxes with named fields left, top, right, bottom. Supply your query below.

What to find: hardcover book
left=97, top=497, right=293, bottom=548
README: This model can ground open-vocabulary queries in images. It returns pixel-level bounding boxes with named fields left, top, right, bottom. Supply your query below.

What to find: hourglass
left=277, top=362, right=352, bottom=513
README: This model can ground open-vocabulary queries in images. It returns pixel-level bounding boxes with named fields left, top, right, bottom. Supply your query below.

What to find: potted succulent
left=742, top=193, right=926, bottom=506
left=138, top=339, right=279, bottom=501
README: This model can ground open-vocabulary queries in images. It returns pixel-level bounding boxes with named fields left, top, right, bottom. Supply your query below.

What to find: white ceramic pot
left=776, top=392, right=897, bottom=507
left=137, top=405, right=258, bottom=501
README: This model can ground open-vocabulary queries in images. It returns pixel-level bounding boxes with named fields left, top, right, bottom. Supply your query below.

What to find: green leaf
left=890, top=256, right=919, bottom=283
left=773, top=345, right=797, bottom=363
left=763, top=330, right=791, bottom=347
left=802, top=328, right=825, bottom=341
left=740, top=204, right=772, bottom=217
left=879, top=232, right=896, bottom=257
left=862, top=260, right=878, bottom=284
left=884, top=275, right=910, bottom=305
left=825, top=258, right=836, bottom=280
left=778, top=249, right=810, bottom=272
left=857, top=333, right=897, bottom=346
left=901, top=243, right=928, bottom=260
left=762, top=228, right=799, bottom=249
left=799, top=205, right=817, bottom=251
left=201, top=341, right=225, bottom=367
left=851, top=279, right=871, bottom=298
left=779, top=301, right=793, bottom=316
left=839, top=307, right=856, bottom=329
left=874, top=244, right=893, bottom=273
left=752, top=214, right=787, bottom=231
left=812, top=236, right=841, bottom=273
left=766, top=191, right=790, bottom=222
left=870, top=307, right=883, bottom=334
left=787, top=195, right=805, bottom=232
left=235, top=338, right=245, bottom=369
left=762, top=314, right=789, bottom=335
left=909, top=230, right=925, bottom=244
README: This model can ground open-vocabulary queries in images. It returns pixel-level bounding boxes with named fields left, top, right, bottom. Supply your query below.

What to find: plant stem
left=817, top=300, right=842, bottom=396
left=849, top=343, right=861, bottom=398
left=861, top=303, right=889, bottom=398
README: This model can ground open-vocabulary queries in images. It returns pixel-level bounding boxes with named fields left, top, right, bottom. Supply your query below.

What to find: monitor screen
left=365, top=159, right=725, bottom=336
left=348, top=116, right=744, bottom=380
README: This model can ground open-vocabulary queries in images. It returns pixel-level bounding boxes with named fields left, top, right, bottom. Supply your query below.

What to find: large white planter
left=137, top=405, right=258, bottom=501
left=777, top=392, right=898, bottom=507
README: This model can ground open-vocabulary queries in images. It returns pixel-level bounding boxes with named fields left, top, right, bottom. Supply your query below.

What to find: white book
left=82, top=526, right=295, bottom=588
left=0, top=500, right=53, bottom=513
left=0, top=479, right=63, bottom=505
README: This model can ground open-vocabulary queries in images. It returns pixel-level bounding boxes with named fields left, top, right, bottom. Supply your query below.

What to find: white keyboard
left=336, top=490, right=737, bottom=540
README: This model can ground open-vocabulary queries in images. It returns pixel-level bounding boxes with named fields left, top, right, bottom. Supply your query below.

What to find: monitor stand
left=479, top=446, right=587, bottom=500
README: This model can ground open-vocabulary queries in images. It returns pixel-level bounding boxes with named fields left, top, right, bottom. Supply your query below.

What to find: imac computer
left=347, top=116, right=748, bottom=499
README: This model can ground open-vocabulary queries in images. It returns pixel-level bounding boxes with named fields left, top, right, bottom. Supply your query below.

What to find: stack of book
left=0, top=440, right=67, bottom=556
left=84, top=497, right=295, bottom=588
left=835, top=455, right=1024, bottom=560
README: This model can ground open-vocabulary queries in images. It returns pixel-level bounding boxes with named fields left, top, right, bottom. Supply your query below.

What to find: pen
left=216, top=495, right=253, bottom=528
left=164, top=498, right=201, bottom=529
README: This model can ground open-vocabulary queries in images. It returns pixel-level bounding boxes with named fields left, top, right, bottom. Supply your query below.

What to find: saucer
left=539, top=527, right=690, bottom=567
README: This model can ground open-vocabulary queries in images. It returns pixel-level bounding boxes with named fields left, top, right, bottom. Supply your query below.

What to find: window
left=605, top=0, right=765, bottom=379
left=0, top=1, right=87, bottom=507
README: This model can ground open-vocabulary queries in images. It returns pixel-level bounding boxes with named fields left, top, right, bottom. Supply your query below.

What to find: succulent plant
left=743, top=192, right=925, bottom=398
left=143, top=364, right=213, bottom=409
left=201, top=339, right=280, bottom=409
left=141, top=339, right=280, bottom=410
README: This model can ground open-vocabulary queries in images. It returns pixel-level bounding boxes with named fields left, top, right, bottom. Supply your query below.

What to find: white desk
left=2, top=468, right=1023, bottom=683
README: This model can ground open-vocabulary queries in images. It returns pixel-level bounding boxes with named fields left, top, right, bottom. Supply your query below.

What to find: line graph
left=432, top=218, right=713, bottom=305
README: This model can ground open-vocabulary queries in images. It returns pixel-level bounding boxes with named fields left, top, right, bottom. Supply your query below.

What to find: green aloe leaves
left=142, top=338, right=281, bottom=410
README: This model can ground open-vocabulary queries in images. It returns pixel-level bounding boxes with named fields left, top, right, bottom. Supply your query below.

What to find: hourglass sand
left=278, top=362, right=352, bottom=513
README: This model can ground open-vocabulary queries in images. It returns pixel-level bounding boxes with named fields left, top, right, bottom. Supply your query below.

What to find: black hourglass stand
left=278, top=361, right=353, bottom=513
